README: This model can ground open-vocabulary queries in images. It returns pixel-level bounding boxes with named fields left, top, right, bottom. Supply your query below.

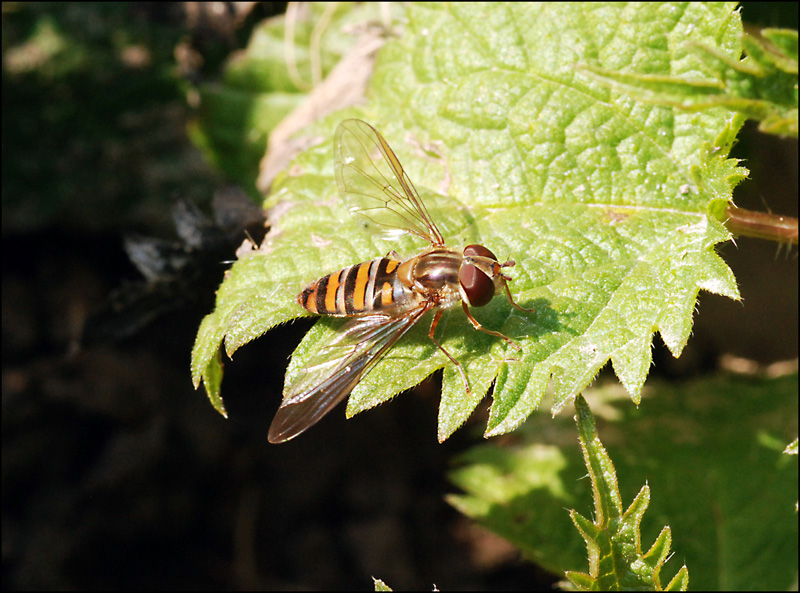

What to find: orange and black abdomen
left=298, top=257, right=411, bottom=316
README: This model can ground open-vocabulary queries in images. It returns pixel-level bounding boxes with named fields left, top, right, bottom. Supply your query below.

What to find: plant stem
left=725, top=206, right=798, bottom=244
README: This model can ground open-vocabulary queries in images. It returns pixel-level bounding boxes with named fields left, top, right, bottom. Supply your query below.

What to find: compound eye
left=463, top=244, right=498, bottom=261
left=459, top=262, right=495, bottom=307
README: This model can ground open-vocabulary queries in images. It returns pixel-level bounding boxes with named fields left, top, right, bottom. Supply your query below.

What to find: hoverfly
left=267, top=119, right=533, bottom=443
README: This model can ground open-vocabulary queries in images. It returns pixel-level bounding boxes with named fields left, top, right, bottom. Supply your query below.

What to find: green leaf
left=565, top=394, right=687, bottom=590
left=190, top=312, right=226, bottom=417
left=579, top=26, right=799, bottom=138
left=193, top=3, right=750, bottom=440
left=446, top=373, right=798, bottom=589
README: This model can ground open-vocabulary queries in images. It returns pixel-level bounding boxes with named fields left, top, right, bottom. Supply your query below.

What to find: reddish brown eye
left=463, top=244, right=497, bottom=261
left=459, top=263, right=495, bottom=307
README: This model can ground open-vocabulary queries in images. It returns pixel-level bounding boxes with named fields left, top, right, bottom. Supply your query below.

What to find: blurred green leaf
left=447, top=373, right=798, bottom=590
left=189, top=2, right=396, bottom=196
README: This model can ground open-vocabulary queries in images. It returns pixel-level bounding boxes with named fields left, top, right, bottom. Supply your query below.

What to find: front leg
left=461, top=302, right=522, bottom=351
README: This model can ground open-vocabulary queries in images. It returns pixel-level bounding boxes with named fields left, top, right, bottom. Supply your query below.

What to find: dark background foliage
left=2, top=3, right=796, bottom=589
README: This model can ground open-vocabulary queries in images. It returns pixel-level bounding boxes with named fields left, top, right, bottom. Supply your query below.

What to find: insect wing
left=268, top=303, right=432, bottom=443
left=334, top=119, right=444, bottom=246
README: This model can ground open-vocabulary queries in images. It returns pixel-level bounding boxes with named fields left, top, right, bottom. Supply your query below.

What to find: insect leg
left=428, top=309, right=471, bottom=394
left=502, top=280, right=535, bottom=313
left=460, top=301, right=522, bottom=352
left=497, top=265, right=535, bottom=313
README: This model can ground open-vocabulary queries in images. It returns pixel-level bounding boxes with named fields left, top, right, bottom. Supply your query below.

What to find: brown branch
left=724, top=206, right=798, bottom=244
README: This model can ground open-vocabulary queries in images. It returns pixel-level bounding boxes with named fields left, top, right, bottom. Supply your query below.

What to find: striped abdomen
left=298, top=257, right=416, bottom=316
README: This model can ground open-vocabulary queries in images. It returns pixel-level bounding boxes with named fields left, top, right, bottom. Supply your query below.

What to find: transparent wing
left=334, top=119, right=445, bottom=246
left=268, top=302, right=433, bottom=443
